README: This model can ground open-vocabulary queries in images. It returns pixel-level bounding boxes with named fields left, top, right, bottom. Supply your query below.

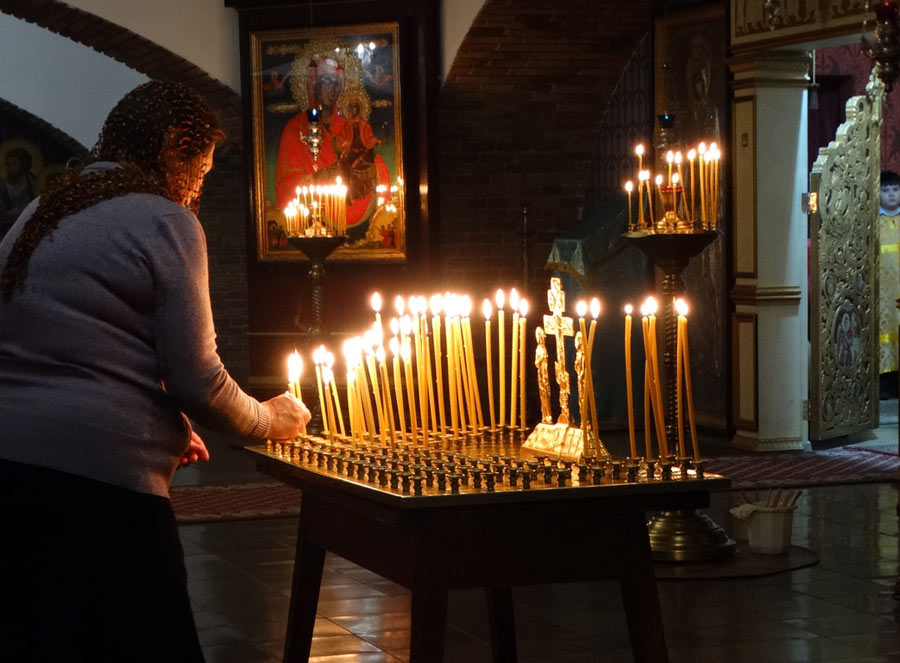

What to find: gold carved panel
left=808, top=75, right=883, bottom=440
left=732, top=0, right=871, bottom=50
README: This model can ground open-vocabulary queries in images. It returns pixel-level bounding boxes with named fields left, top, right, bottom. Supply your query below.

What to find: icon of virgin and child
left=272, top=46, right=395, bottom=246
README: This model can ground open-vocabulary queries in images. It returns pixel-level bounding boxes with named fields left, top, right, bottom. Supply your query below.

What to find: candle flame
left=389, top=336, right=400, bottom=355
left=590, top=298, right=601, bottom=319
left=688, top=149, right=697, bottom=160
left=376, top=346, right=386, bottom=363
left=642, top=296, right=658, bottom=316
left=394, top=295, right=405, bottom=316
left=666, top=150, right=674, bottom=164
left=462, top=295, right=472, bottom=317
left=519, top=299, right=529, bottom=316
left=371, top=292, right=382, bottom=312
left=654, top=174, right=663, bottom=186
left=482, top=298, right=493, bottom=319
left=287, top=350, right=303, bottom=383
left=675, top=151, right=682, bottom=164
left=698, top=142, right=707, bottom=155
left=400, top=338, right=412, bottom=362
left=390, top=317, right=399, bottom=335
left=495, top=288, right=505, bottom=309
left=639, top=169, right=650, bottom=182
left=430, top=293, right=443, bottom=315
left=675, top=298, right=689, bottom=317
left=509, top=288, right=520, bottom=310
left=625, top=180, right=633, bottom=193
left=624, top=303, right=633, bottom=315
left=399, top=315, right=412, bottom=336
left=576, top=300, right=588, bottom=318
left=322, top=365, right=333, bottom=385
left=672, top=173, right=680, bottom=185
left=325, top=351, right=335, bottom=368
left=635, top=144, right=644, bottom=156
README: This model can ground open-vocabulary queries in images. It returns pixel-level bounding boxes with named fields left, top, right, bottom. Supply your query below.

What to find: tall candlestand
left=624, top=229, right=734, bottom=561
left=286, top=235, right=347, bottom=338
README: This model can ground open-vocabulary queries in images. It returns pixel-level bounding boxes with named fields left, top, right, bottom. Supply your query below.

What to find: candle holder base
left=522, top=422, right=610, bottom=461
left=647, top=508, right=736, bottom=562
left=286, top=234, right=347, bottom=338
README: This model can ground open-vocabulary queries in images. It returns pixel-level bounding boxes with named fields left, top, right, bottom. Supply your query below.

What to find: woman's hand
left=180, top=430, right=210, bottom=466
left=263, top=392, right=311, bottom=441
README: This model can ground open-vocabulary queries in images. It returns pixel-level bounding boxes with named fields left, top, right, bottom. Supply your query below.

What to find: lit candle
left=509, top=289, right=520, bottom=430
left=325, top=352, right=345, bottom=437
left=445, top=298, right=460, bottom=438
left=462, top=297, right=483, bottom=429
left=666, top=150, right=674, bottom=186
left=519, top=299, right=528, bottom=430
left=678, top=298, right=700, bottom=459
left=576, top=300, right=588, bottom=428
left=637, top=174, right=646, bottom=228
left=287, top=350, right=303, bottom=401
left=395, top=294, right=405, bottom=318
left=431, top=294, right=446, bottom=435
left=675, top=151, right=684, bottom=216
left=322, top=365, right=338, bottom=440
left=402, top=338, right=419, bottom=444
left=646, top=297, right=668, bottom=457
left=312, top=346, right=329, bottom=435
left=654, top=174, right=664, bottom=221
left=371, top=292, right=382, bottom=327
left=625, top=180, right=634, bottom=230
left=687, top=149, right=697, bottom=223
left=640, top=304, right=653, bottom=458
left=390, top=337, right=406, bottom=443
left=496, top=289, right=506, bottom=428
left=698, top=142, right=707, bottom=225
left=635, top=143, right=644, bottom=174
left=483, top=299, right=496, bottom=431
left=376, top=345, right=395, bottom=444
left=587, top=298, right=600, bottom=435
left=364, top=340, right=386, bottom=444
left=624, top=305, right=637, bottom=459
left=644, top=170, right=654, bottom=225
left=672, top=172, right=681, bottom=217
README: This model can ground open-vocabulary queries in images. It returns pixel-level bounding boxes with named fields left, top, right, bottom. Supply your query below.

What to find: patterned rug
left=170, top=447, right=900, bottom=523
left=706, top=445, right=900, bottom=490
left=171, top=482, right=301, bottom=524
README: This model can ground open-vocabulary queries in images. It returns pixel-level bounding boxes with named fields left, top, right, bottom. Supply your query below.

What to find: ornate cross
left=542, top=277, right=574, bottom=424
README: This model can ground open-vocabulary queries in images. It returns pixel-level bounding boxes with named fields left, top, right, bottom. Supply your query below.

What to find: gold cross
left=542, top=277, right=574, bottom=423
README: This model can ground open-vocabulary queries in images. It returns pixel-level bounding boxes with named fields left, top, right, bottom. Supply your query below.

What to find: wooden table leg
left=283, top=518, right=326, bottom=663
left=486, top=586, right=517, bottom=663
left=409, top=584, right=448, bottom=663
left=618, top=515, right=669, bottom=663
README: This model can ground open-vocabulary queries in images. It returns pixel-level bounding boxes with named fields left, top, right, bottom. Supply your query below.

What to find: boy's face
left=882, top=183, right=900, bottom=211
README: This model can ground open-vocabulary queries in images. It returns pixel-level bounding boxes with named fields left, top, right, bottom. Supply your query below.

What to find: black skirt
left=0, top=458, right=205, bottom=663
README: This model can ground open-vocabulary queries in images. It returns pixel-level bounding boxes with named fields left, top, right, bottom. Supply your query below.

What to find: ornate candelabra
left=622, top=140, right=734, bottom=561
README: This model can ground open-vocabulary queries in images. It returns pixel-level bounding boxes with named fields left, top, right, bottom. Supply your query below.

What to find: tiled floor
left=175, top=421, right=900, bottom=663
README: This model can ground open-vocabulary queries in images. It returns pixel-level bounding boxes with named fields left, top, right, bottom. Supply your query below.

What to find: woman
left=0, top=81, right=309, bottom=662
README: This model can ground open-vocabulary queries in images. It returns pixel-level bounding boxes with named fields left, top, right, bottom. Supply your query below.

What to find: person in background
left=879, top=170, right=900, bottom=400
left=0, top=80, right=310, bottom=662
left=0, top=146, right=37, bottom=235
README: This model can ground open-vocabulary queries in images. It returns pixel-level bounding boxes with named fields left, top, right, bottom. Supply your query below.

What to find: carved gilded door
left=808, top=75, right=883, bottom=440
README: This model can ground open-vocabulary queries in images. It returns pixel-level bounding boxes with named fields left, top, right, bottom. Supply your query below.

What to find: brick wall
left=438, top=0, right=669, bottom=304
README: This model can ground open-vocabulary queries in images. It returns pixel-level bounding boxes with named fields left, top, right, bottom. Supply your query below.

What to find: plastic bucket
left=746, top=505, right=794, bottom=554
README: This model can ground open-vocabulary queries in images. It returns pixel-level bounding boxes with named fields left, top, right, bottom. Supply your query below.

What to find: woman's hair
left=1, top=80, right=225, bottom=300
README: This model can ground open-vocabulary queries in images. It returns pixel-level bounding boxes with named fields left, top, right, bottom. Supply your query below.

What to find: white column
left=729, top=52, right=810, bottom=452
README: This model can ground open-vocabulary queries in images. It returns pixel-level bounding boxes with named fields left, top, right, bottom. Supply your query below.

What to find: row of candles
left=283, top=179, right=350, bottom=237
left=624, top=142, right=721, bottom=232
left=623, top=296, right=698, bottom=462
left=285, top=290, right=699, bottom=460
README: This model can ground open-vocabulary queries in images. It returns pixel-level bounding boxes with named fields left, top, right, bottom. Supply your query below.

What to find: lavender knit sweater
left=0, top=163, right=270, bottom=497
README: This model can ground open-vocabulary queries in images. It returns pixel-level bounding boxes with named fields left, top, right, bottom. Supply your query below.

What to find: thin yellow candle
left=698, top=142, right=707, bottom=225
left=666, top=150, right=674, bottom=186
left=672, top=172, right=681, bottom=217
left=345, top=370, right=358, bottom=442
left=576, top=300, right=589, bottom=428
left=644, top=171, right=654, bottom=225
left=312, top=348, right=329, bottom=435
left=365, top=349, right=386, bottom=443
left=462, top=298, right=483, bottom=429
left=402, top=339, right=419, bottom=445
left=654, top=174, right=664, bottom=220
left=635, top=143, right=644, bottom=174
left=325, top=352, right=345, bottom=437
left=624, top=305, right=637, bottom=459
left=287, top=350, right=303, bottom=401
left=431, top=295, right=447, bottom=435
left=646, top=298, right=669, bottom=457
left=675, top=298, right=686, bottom=458
left=389, top=338, right=406, bottom=443
left=625, top=181, right=634, bottom=230
left=376, top=345, right=395, bottom=445
left=675, top=152, right=684, bottom=216
left=518, top=299, right=528, bottom=430
left=483, top=299, right=496, bottom=430
left=637, top=175, right=646, bottom=228
left=641, top=311, right=653, bottom=458
left=509, top=289, right=520, bottom=430
left=679, top=299, right=700, bottom=459
left=687, top=149, right=697, bottom=223
left=454, top=314, right=471, bottom=430
left=587, top=298, right=600, bottom=435
left=445, top=301, right=460, bottom=438
left=496, top=289, right=506, bottom=428
left=322, top=366, right=338, bottom=439
left=425, top=333, right=438, bottom=436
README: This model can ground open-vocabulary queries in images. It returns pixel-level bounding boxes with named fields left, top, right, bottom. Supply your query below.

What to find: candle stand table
left=247, top=438, right=729, bottom=663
